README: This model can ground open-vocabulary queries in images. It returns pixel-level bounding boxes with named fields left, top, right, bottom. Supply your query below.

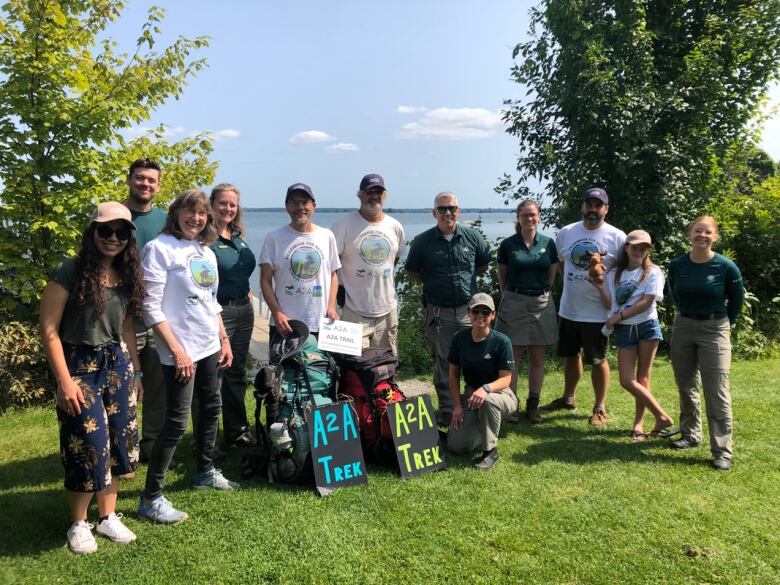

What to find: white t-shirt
left=142, top=234, right=222, bottom=366
left=556, top=221, right=626, bottom=322
left=606, top=265, right=664, bottom=324
left=258, top=225, right=341, bottom=332
left=331, top=211, right=405, bottom=317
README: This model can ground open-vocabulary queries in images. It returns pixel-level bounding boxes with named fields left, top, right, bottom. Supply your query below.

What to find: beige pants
left=341, top=305, right=399, bottom=356
left=670, top=315, right=733, bottom=459
left=447, top=389, right=518, bottom=455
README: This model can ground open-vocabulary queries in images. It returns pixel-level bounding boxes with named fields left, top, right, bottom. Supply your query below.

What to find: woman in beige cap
left=593, top=230, right=674, bottom=440
left=40, top=202, right=145, bottom=553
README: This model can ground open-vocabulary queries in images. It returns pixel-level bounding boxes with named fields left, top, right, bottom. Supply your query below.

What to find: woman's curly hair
left=71, top=224, right=146, bottom=319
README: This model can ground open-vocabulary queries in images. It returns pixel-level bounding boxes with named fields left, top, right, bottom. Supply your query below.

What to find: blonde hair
left=210, top=183, right=245, bottom=237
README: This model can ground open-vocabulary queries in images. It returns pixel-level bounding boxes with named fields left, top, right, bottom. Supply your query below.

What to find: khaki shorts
left=495, top=290, right=558, bottom=346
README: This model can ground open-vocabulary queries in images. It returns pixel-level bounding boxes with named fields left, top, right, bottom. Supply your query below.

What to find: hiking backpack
left=253, top=333, right=339, bottom=483
left=335, top=347, right=405, bottom=460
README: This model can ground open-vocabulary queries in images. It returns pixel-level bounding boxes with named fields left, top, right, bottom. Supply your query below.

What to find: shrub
left=0, top=318, right=53, bottom=411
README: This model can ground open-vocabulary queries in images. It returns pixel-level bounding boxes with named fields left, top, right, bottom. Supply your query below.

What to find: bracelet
left=482, top=384, right=492, bottom=394
left=619, top=311, right=625, bottom=320
left=133, top=371, right=144, bottom=379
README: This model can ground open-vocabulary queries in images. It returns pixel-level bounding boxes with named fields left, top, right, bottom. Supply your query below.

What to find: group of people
left=40, top=158, right=744, bottom=554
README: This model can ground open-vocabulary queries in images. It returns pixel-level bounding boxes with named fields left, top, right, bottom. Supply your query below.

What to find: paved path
left=248, top=299, right=431, bottom=398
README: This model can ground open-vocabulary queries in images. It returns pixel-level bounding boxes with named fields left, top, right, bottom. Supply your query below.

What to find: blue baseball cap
left=286, top=183, right=315, bottom=202
left=582, top=187, right=608, bottom=204
left=359, top=174, right=386, bottom=192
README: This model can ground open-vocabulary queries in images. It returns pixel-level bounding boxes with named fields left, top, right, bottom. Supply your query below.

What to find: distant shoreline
left=243, top=208, right=514, bottom=213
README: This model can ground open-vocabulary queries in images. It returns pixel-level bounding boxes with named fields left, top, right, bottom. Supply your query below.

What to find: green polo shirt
left=448, top=329, right=514, bottom=390
left=497, top=232, right=557, bottom=292
left=405, top=224, right=492, bottom=307
left=668, top=252, right=744, bottom=323
left=130, top=207, right=167, bottom=251
left=211, top=230, right=257, bottom=301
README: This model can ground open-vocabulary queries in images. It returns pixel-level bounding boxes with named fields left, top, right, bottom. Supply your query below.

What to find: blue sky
left=111, top=1, right=780, bottom=209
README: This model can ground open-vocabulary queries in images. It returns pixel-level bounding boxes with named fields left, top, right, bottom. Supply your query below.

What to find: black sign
left=387, top=395, right=447, bottom=479
left=307, top=402, right=368, bottom=496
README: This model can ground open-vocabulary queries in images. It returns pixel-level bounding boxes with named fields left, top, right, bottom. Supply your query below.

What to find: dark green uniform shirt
left=211, top=230, right=256, bottom=301
left=448, top=329, right=514, bottom=390
left=405, top=224, right=492, bottom=307
left=50, top=258, right=129, bottom=346
left=130, top=207, right=167, bottom=251
left=497, top=232, right=557, bottom=292
left=668, top=252, right=744, bottom=324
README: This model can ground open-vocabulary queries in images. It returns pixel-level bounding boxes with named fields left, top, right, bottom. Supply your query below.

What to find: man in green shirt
left=405, top=192, right=492, bottom=426
left=122, top=158, right=168, bottom=464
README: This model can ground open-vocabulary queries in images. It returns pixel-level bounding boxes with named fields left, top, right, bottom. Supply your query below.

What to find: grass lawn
left=1, top=357, right=779, bottom=584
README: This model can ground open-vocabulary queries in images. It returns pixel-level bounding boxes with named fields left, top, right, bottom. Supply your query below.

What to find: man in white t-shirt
left=544, top=187, right=626, bottom=426
left=259, top=183, right=341, bottom=343
left=331, top=174, right=405, bottom=354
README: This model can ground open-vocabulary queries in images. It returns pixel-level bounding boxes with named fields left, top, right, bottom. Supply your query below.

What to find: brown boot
left=525, top=397, right=543, bottom=424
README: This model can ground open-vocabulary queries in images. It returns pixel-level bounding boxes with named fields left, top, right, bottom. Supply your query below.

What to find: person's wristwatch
left=482, top=383, right=492, bottom=394
left=133, top=371, right=144, bottom=380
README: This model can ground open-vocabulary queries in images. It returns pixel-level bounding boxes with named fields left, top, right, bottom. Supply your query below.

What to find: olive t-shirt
left=50, top=258, right=129, bottom=346
left=448, top=329, right=514, bottom=389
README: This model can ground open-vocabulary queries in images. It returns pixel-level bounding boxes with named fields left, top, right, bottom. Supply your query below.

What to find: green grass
left=1, top=358, right=779, bottom=584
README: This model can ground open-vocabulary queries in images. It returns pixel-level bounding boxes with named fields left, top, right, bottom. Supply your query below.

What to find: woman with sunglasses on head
left=208, top=183, right=257, bottom=449
left=495, top=199, right=558, bottom=424
left=40, top=202, right=144, bottom=554
left=592, top=230, right=674, bottom=441
left=138, top=189, right=238, bottom=526
left=667, top=216, right=744, bottom=471
left=447, top=293, right=516, bottom=470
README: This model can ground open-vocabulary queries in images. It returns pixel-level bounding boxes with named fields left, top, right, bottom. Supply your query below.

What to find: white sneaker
left=96, top=512, right=137, bottom=543
left=192, top=468, right=240, bottom=491
left=66, top=520, right=97, bottom=554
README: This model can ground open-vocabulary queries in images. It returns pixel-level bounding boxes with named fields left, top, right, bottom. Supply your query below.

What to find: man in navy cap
left=259, top=183, right=341, bottom=344
left=544, top=187, right=626, bottom=426
left=332, top=174, right=405, bottom=354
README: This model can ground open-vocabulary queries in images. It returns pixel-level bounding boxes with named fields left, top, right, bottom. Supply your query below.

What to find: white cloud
left=396, top=107, right=503, bottom=140
left=324, top=142, right=360, bottom=153
left=207, top=129, right=241, bottom=141
left=398, top=105, right=427, bottom=114
left=289, top=130, right=336, bottom=144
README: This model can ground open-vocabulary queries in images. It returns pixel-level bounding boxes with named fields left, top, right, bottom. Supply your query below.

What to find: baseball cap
left=286, top=183, right=315, bottom=202
left=625, top=229, right=653, bottom=247
left=359, top=174, right=386, bottom=192
left=467, top=292, right=495, bottom=312
left=90, top=202, right=136, bottom=229
left=582, top=187, right=608, bottom=204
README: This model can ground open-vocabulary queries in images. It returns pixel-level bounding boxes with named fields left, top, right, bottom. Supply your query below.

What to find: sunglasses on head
left=436, top=205, right=458, bottom=214
left=470, top=307, right=492, bottom=316
left=95, top=224, right=131, bottom=241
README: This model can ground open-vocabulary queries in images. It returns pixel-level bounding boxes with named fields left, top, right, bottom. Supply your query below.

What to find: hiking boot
left=193, top=468, right=239, bottom=491
left=227, top=429, right=257, bottom=448
left=589, top=408, right=608, bottom=427
left=711, top=457, right=732, bottom=471
left=473, top=448, right=499, bottom=471
left=670, top=438, right=701, bottom=450
left=96, top=513, right=137, bottom=543
left=542, top=396, right=576, bottom=411
left=525, top=397, right=543, bottom=424
left=66, top=520, right=97, bottom=554
left=138, top=495, right=188, bottom=525
left=505, top=410, right=521, bottom=424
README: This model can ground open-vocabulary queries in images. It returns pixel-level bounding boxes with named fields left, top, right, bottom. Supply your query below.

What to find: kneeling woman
left=40, top=202, right=144, bottom=554
left=447, top=293, right=517, bottom=470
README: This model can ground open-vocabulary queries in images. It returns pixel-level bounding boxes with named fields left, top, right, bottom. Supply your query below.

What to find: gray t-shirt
left=50, top=258, right=129, bottom=346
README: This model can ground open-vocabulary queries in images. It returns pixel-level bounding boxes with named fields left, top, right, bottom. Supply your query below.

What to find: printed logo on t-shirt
left=616, top=281, right=638, bottom=305
left=189, top=258, right=217, bottom=288
left=358, top=233, right=392, bottom=266
left=288, top=244, right=322, bottom=281
left=569, top=240, right=602, bottom=269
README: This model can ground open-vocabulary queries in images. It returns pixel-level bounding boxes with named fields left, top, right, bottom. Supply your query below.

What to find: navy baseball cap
left=286, top=183, right=315, bottom=202
left=359, top=174, right=386, bottom=192
left=582, top=187, right=608, bottom=204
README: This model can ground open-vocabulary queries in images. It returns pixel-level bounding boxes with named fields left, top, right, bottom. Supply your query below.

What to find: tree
left=500, top=0, right=780, bottom=259
left=0, top=0, right=217, bottom=312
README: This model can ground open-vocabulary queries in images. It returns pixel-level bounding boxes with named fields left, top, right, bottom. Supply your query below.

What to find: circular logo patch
left=290, top=246, right=322, bottom=281
left=358, top=234, right=392, bottom=266
left=570, top=242, right=600, bottom=269
left=190, top=259, right=217, bottom=288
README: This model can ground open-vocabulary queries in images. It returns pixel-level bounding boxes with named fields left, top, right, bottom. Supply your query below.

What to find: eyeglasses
left=519, top=213, right=538, bottom=219
left=470, top=307, right=492, bottom=317
left=436, top=206, right=459, bottom=215
left=96, top=224, right=131, bottom=241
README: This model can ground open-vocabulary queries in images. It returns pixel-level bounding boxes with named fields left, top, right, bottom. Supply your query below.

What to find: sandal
left=631, top=430, right=648, bottom=441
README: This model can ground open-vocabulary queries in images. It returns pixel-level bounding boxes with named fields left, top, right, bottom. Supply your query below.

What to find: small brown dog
left=586, top=252, right=607, bottom=283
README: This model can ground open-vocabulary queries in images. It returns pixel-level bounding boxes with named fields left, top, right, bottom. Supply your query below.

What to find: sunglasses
left=436, top=205, right=459, bottom=215
left=96, top=224, right=132, bottom=241
left=470, top=307, right=492, bottom=317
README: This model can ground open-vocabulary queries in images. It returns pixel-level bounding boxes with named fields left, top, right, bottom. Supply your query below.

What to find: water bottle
left=269, top=422, right=293, bottom=453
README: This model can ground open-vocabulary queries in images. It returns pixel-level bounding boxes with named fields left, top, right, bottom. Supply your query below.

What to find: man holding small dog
left=544, top=187, right=625, bottom=425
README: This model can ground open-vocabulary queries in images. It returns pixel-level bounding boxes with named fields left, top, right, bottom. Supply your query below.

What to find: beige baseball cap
left=90, top=202, right=136, bottom=229
left=625, top=229, right=653, bottom=247
left=467, top=292, right=495, bottom=311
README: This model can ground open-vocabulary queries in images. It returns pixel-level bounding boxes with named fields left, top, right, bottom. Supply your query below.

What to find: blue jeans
left=614, top=319, right=663, bottom=349
left=143, top=351, right=221, bottom=499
